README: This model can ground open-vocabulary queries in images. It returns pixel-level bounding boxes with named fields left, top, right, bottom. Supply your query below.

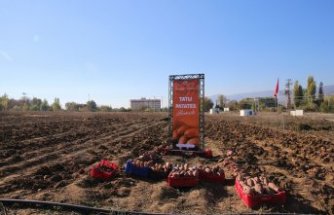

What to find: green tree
left=307, top=76, right=316, bottom=103
left=86, top=100, right=97, bottom=112
left=41, top=99, right=49, bottom=111
left=258, top=97, right=276, bottom=109
left=65, top=102, right=79, bottom=111
left=227, top=100, right=238, bottom=111
left=318, top=82, right=324, bottom=104
left=293, top=81, right=304, bottom=107
left=0, top=94, right=9, bottom=111
left=203, top=97, right=214, bottom=112
left=327, top=96, right=334, bottom=113
left=119, top=107, right=131, bottom=112
left=99, top=105, right=112, bottom=112
left=30, top=97, right=42, bottom=111
left=217, top=94, right=227, bottom=109
left=320, top=96, right=334, bottom=113
left=22, top=103, right=30, bottom=111
left=238, top=98, right=253, bottom=109
left=320, top=100, right=329, bottom=112
left=51, top=98, right=61, bottom=111
left=20, top=93, right=30, bottom=111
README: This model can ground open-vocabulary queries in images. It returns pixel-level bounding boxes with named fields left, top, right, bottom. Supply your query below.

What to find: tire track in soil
left=0, top=120, right=166, bottom=196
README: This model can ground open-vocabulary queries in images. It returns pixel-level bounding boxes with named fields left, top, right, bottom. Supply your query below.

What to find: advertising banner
left=172, top=79, right=200, bottom=148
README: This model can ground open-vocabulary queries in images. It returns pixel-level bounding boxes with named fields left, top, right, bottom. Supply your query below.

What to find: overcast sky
left=1, top=0, right=333, bottom=107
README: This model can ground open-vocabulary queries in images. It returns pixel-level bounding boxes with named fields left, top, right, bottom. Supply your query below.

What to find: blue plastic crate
left=125, top=160, right=151, bottom=178
left=149, top=170, right=169, bottom=180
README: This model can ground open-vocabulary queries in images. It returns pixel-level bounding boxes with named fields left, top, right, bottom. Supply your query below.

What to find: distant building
left=240, top=109, right=255, bottom=116
left=130, top=98, right=161, bottom=111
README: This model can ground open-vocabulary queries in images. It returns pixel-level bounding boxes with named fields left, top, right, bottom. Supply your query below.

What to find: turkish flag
left=274, top=79, right=279, bottom=97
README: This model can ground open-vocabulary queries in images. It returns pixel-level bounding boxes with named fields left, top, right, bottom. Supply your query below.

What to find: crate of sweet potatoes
left=90, top=160, right=118, bottom=180
left=235, top=175, right=286, bottom=208
left=167, top=164, right=199, bottom=188
left=124, top=160, right=151, bottom=178
left=199, top=165, right=225, bottom=183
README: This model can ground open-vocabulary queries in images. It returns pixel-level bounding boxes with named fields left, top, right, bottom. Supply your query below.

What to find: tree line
left=0, top=95, right=121, bottom=112
left=203, top=75, right=334, bottom=113
left=1, top=76, right=333, bottom=113
left=293, top=76, right=334, bottom=112
left=203, top=95, right=277, bottom=112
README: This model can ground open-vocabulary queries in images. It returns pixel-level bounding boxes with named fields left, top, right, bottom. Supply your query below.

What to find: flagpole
left=274, top=78, right=279, bottom=111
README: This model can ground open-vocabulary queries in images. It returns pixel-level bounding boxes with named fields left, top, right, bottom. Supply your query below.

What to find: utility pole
left=285, top=79, right=292, bottom=109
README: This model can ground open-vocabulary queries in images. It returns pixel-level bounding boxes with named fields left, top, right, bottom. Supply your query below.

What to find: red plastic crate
left=202, top=149, right=213, bottom=158
left=235, top=179, right=286, bottom=208
left=90, top=160, right=118, bottom=180
left=167, top=176, right=199, bottom=188
left=199, top=171, right=225, bottom=183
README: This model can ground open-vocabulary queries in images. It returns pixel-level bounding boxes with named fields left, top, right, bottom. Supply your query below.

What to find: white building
left=240, top=109, right=254, bottom=116
left=210, top=108, right=220, bottom=114
left=130, top=98, right=161, bottom=111
left=290, top=110, right=304, bottom=116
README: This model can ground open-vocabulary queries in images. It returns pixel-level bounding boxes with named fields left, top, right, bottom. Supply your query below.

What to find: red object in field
left=90, top=160, right=118, bottom=180
left=274, top=78, right=279, bottom=97
left=235, top=179, right=286, bottom=208
left=203, top=149, right=213, bottom=158
left=199, top=171, right=225, bottom=183
left=167, top=176, right=199, bottom=188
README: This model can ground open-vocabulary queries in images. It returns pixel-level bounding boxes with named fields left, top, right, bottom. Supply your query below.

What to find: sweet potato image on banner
left=184, top=128, right=198, bottom=139
left=172, top=130, right=180, bottom=140
left=187, top=137, right=199, bottom=145
left=178, top=135, right=188, bottom=144
left=176, top=125, right=188, bottom=136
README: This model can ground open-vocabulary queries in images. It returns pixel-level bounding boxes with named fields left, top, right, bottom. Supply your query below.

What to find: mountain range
left=210, top=85, right=334, bottom=102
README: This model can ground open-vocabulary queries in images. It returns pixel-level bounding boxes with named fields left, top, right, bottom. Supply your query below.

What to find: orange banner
left=172, top=79, right=200, bottom=147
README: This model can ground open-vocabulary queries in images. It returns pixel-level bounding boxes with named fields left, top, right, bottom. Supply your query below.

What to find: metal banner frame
left=168, top=74, right=205, bottom=150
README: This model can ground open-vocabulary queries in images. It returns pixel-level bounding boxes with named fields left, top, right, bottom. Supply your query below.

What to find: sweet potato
left=254, top=183, right=264, bottom=194
left=243, top=185, right=252, bottom=195
left=268, top=182, right=280, bottom=192
left=238, top=175, right=282, bottom=196
left=247, top=178, right=254, bottom=187
left=170, top=163, right=199, bottom=179
left=204, top=167, right=211, bottom=173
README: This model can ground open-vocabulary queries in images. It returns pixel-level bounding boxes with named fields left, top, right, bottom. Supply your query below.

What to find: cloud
left=33, top=34, right=40, bottom=43
left=0, top=50, right=13, bottom=62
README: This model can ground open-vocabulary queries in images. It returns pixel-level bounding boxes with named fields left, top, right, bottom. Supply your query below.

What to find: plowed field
left=0, top=112, right=333, bottom=214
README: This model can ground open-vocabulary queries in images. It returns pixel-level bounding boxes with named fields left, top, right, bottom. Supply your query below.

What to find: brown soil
left=0, top=112, right=333, bottom=214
